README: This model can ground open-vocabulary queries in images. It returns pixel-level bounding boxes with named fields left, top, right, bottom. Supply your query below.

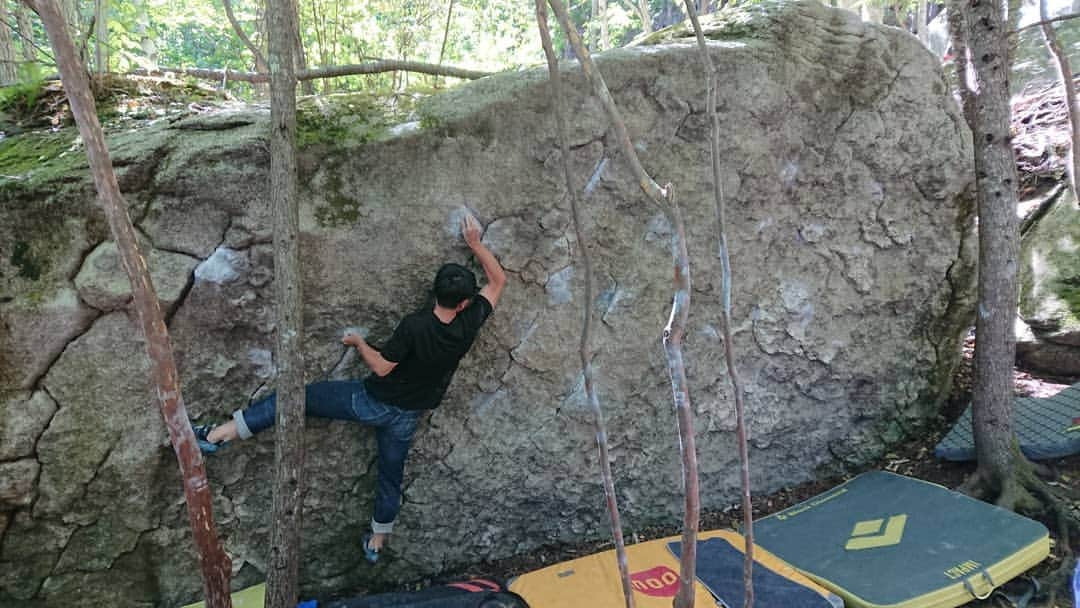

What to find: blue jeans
left=234, top=380, right=421, bottom=532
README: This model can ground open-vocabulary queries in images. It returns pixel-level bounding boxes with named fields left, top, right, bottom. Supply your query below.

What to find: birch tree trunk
left=265, top=0, right=306, bottom=604
left=22, top=0, right=233, bottom=605
left=0, top=1, right=19, bottom=84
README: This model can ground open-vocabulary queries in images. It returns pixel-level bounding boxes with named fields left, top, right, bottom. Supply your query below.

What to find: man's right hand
left=462, top=213, right=483, bottom=248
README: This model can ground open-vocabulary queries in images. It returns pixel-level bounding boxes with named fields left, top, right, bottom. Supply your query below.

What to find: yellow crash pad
left=509, top=529, right=841, bottom=607
left=182, top=582, right=266, bottom=608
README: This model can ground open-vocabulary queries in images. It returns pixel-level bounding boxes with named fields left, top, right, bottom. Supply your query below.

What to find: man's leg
left=206, top=380, right=366, bottom=445
left=367, top=409, right=420, bottom=552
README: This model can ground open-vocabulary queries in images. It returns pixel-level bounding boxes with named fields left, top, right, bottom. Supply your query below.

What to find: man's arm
left=462, top=214, right=506, bottom=307
left=342, top=333, right=398, bottom=377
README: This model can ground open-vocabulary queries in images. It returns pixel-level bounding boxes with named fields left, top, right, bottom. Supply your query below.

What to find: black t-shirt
left=364, top=295, right=493, bottom=411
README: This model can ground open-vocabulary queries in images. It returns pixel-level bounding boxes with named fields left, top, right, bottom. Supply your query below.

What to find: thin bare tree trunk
left=438, top=0, right=455, bottom=66
left=590, top=0, right=599, bottom=49
left=545, top=1, right=700, bottom=607
left=223, top=0, right=268, bottom=71
left=638, top=0, right=652, bottom=33
left=0, top=1, right=18, bottom=83
left=436, top=0, right=455, bottom=88
left=134, top=0, right=155, bottom=69
left=15, top=2, right=37, bottom=66
left=947, top=0, right=975, bottom=124
left=289, top=0, right=313, bottom=95
left=599, top=0, right=608, bottom=50
left=917, top=0, right=929, bottom=45
left=92, top=0, right=104, bottom=74
left=953, top=0, right=1022, bottom=493
left=265, top=0, right=305, bottom=605
left=1040, top=0, right=1080, bottom=197
left=535, top=4, right=634, bottom=608
left=22, top=0, right=232, bottom=606
left=682, top=3, right=754, bottom=606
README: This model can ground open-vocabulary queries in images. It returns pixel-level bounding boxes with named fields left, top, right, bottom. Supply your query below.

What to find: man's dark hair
left=434, top=263, right=478, bottom=308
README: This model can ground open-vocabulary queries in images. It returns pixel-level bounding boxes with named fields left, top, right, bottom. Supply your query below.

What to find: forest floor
left=375, top=334, right=1080, bottom=608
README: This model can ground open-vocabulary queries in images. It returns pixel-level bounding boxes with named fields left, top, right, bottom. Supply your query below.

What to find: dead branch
left=1013, top=10, right=1080, bottom=35
left=544, top=1, right=701, bottom=606
left=128, top=60, right=491, bottom=84
left=21, top=0, right=233, bottom=606
left=535, top=2, right=635, bottom=607
left=680, top=2, right=755, bottom=607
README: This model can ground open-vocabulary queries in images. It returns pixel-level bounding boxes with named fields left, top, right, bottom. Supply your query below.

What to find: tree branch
left=535, top=3, right=635, bottom=608
left=545, top=2, right=701, bottom=607
left=128, top=60, right=491, bottom=84
left=1013, top=11, right=1080, bottom=35
left=222, top=0, right=268, bottom=70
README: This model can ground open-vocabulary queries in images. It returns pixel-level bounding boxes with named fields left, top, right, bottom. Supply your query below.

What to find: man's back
left=365, top=294, right=493, bottom=411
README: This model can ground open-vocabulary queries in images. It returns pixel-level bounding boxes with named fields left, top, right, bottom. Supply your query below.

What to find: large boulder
left=1019, top=187, right=1080, bottom=376
left=0, top=1, right=975, bottom=606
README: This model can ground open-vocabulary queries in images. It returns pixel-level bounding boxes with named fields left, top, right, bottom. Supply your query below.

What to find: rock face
left=0, top=2, right=975, bottom=606
left=1019, top=187, right=1080, bottom=376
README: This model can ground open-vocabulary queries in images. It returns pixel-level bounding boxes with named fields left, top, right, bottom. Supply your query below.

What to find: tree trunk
left=93, top=0, right=105, bottom=74
left=15, top=2, right=37, bottom=66
left=1040, top=0, right=1080, bottom=197
left=21, top=0, right=233, bottom=606
left=917, top=0, right=929, bottom=45
left=0, top=1, right=19, bottom=83
left=289, top=0, right=313, bottom=95
left=134, top=0, right=156, bottom=69
left=590, top=0, right=599, bottom=49
left=954, top=0, right=1023, bottom=496
left=599, top=0, right=609, bottom=50
left=265, top=0, right=305, bottom=605
left=638, top=0, right=653, bottom=33
left=436, top=0, right=455, bottom=87
left=535, top=4, right=635, bottom=607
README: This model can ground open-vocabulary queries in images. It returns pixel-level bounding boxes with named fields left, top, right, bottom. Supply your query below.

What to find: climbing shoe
left=361, top=533, right=380, bottom=564
left=191, top=421, right=225, bottom=454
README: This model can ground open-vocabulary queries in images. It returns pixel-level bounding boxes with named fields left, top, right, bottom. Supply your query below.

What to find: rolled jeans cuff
left=371, top=518, right=395, bottom=535
left=233, top=409, right=254, bottom=440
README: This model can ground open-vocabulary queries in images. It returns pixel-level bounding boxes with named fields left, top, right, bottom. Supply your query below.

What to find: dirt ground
left=376, top=334, right=1080, bottom=607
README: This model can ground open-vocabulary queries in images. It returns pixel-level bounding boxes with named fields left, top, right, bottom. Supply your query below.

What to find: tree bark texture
left=917, top=0, right=929, bottom=45
left=947, top=0, right=975, bottom=125
left=129, top=60, right=491, bottom=84
left=93, top=0, right=105, bottom=74
left=638, top=0, right=653, bottom=33
left=681, top=2, right=755, bottom=606
left=535, top=3, right=635, bottom=607
left=21, top=1, right=233, bottom=606
left=956, top=0, right=1023, bottom=491
left=0, top=1, right=18, bottom=83
left=545, top=1, right=701, bottom=606
left=265, top=0, right=306, bottom=605
left=1040, top=0, right=1080, bottom=198
left=599, top=0, right=609, bottom=50
left=15, top=2, right=37, bottom=65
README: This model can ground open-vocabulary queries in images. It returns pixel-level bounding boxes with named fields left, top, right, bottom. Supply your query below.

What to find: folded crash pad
left=935, top=382, right=1080, bottom=461
left=754, top=471, right=1050, bottom=608
left=509, top=529, right=841, bottom=608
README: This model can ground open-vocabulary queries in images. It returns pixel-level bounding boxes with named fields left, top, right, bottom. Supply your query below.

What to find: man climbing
left=193, top=213, right=506, bottom=563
